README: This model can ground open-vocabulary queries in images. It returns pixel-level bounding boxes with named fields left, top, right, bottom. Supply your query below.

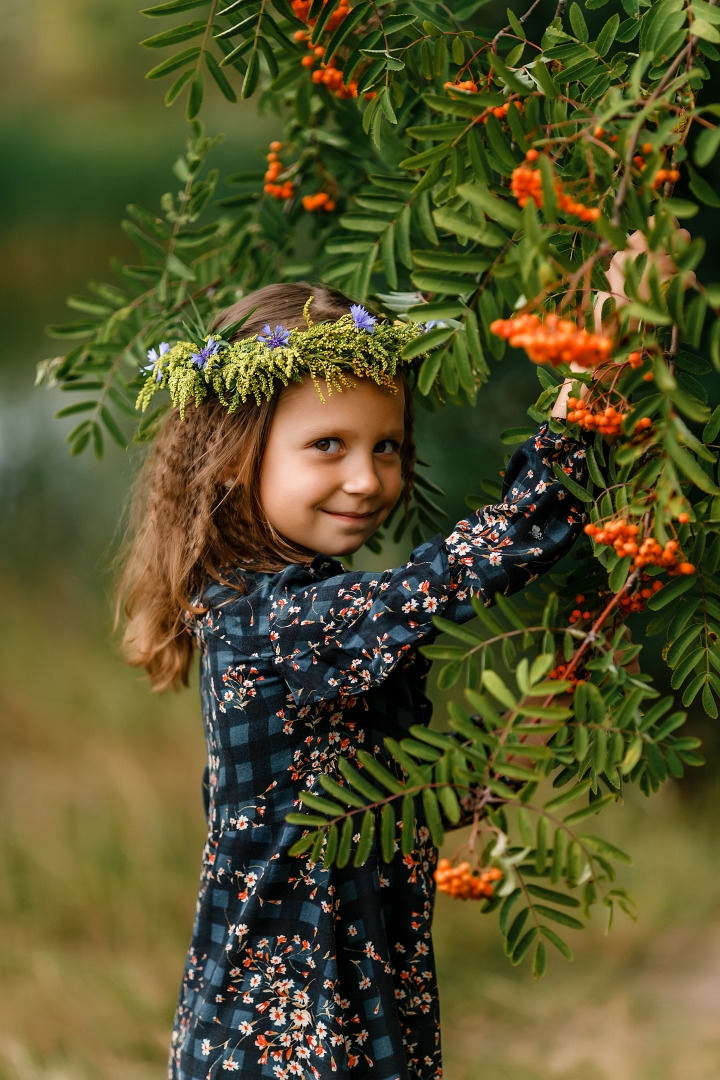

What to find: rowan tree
left=40, top=0, right=720, bottom=974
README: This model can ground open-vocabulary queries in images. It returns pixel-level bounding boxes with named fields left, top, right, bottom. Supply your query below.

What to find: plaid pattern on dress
left=170, top=423, right=588, bottom=1080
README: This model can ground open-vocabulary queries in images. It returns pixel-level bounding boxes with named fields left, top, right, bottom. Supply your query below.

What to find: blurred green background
left=2, top=3, right=720, bottom=1078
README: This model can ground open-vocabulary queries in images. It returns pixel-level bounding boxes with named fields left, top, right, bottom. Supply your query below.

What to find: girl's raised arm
left=261, top=421, right=587, bottom=705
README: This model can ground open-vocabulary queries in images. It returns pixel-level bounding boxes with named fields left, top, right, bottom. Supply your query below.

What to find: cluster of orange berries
left=584, top=520, right=695, bottom=575
left=632, top=142, right=681, bottom=188
left=444, top=78, right=479, bottom=93
left=297, top=34, right=359, bottom=98
left=302, top=190, right=336, bottom=212
left=548, top=657, right=586, bottom=689
left=651, top=166, right=682, bottom=188
left=293, top=2, right=361, bottom=99
left=511, top=151, right=601, bottom=222
left=263, top=141, right=294, bottom=201
left=434, top=859, right=502, bottom=900
left=490, top=313, right=613, bottom=369
left=510, top=161, right=542, bottom=206
left=619, top=574, right=664, bottom=613
left=442, top=81, right=519, bottom=123
left=291, top=0, right=349, bottom=32
left=566, top=397, right=653, bottom=438
left=592, top=125, right=618, bottom=143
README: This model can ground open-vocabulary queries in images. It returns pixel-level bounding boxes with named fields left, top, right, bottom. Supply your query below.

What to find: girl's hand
left=605, top=224, right=694, bottom=308
left=553, top=224, right=692, bottom=421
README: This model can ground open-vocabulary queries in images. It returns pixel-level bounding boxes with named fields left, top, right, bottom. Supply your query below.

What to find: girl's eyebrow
left=299, top=425, right=406, bottom=441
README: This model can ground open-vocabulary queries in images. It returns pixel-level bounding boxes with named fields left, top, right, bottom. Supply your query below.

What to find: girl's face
left=258, top=375, right=406, bottom=557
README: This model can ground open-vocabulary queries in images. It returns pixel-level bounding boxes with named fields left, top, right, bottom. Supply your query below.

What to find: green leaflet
left=353, top=811, right=376, bottom=867
left=456, top=183, right=522, bottom=231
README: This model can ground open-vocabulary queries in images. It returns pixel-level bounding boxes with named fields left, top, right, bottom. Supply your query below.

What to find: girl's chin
left=322, top=540, right=367, bottom=557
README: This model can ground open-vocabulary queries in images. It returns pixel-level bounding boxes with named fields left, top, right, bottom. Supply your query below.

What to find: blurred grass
left=2, top=569, right=720, bottom=1080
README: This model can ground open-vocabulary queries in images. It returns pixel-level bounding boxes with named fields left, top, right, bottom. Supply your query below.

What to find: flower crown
left=136, top=299, right=440, bottom=418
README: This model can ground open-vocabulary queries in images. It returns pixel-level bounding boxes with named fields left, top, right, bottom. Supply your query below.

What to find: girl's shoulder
left=188, top=553, right=348, bottom=632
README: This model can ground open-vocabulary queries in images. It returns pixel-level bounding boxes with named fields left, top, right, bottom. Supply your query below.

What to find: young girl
left=121, top=282, right=589, bottom=1080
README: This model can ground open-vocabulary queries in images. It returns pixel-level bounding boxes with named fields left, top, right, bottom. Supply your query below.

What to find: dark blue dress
left=170, top=422, right=588, bottom=1080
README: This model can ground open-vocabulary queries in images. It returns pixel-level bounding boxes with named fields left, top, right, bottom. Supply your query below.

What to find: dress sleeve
left=272, top=422, right=588, bottom=705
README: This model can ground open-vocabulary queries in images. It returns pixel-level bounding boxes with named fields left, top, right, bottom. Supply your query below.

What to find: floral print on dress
left=170, top=423, right=588, bottom=1080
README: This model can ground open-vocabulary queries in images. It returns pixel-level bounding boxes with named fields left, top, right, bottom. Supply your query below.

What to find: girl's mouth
left=322, top=509, right=377, bottom=521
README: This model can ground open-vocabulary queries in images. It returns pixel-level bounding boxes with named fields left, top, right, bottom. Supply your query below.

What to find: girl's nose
left=342, top=454, right=383, bottom=497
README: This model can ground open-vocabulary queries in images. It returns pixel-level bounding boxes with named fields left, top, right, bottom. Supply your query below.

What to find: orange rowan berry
left=642, top=141, right=653, bottom=155
left=269, top=140, right=283, bottom=152
left=678, top=512, right=690, bottom=524
left=510, top=163, right=543, bottom=208
left=434, top=858, right=500, bottom=900
left=589, top=516, right=693, bottom=577
left=643, top=371, right=654, bottom=381
left=627, top=351, right=642, bottom=368
left=490, top=313, right=613, bottom=370
left=511, top=160, right=600, bottom=221
left=593, top=125, right=605, bottom=137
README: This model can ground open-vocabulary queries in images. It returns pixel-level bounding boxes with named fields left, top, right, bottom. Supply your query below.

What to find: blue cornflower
left=191, top=339, right=221, bottom=371
left=257, top=323, right=291, bottom=349
left=423, top=320, right=443, bottom=332
left=350, top=304, right=377, bottom=333
left=143, top=342, right=170, bottom=381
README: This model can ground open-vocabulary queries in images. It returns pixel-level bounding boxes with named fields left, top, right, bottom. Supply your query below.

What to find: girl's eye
left=375, top=439, right=401, bottom=455
left=314, top=437, right=342, bottom=453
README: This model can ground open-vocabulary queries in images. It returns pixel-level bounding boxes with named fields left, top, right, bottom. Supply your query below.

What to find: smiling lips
left=322, top=509, right=377, bottom=521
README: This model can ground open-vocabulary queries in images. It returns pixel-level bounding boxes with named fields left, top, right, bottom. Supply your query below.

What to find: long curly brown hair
left=117, top=282, right=417, bottom=691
